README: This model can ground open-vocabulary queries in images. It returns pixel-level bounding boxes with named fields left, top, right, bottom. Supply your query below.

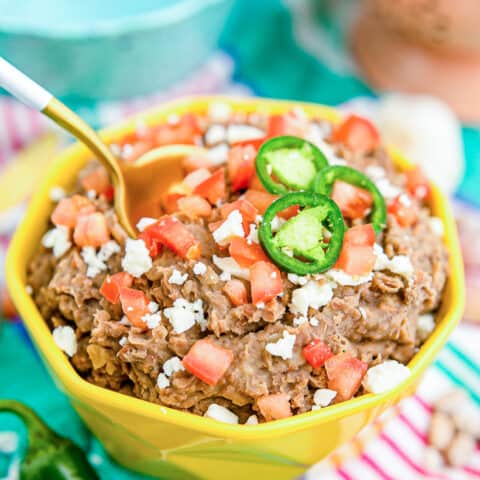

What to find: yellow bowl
left=6, top=97, right=465, bottom=480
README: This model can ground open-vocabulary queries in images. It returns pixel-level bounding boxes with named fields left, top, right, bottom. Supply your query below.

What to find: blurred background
left=0, top=0, right=479, bottom=478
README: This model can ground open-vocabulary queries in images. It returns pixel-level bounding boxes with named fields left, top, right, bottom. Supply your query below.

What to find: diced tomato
left=250, top=261, right=283, bottom=304
left=182, top=153, right=213, bottom=173
left=267, top=112, right=306, bottom=138
left=243, top=190, right=297, bottom=219
left=100, top=272, right=134, bottom=304
left=332, top=115, right=380, bottom=153
left=220, top=198, right=258, bottom=235
left=405, top=166, right=431, bottom=201
left=51, top=195, right=95, bottom=228
left=154, top=113, right=201, bottom=146
left=223, top=280, right=248, bottom=306
left=325, top=353, right=368, bottom=402
left=229, top=237, right=268, bottom=268
left=119, top=287, right=150, bottom=328
left=257, top=393, right=292, bottom=421
left=334, top=224, right=376, bottom=276
left=81, top=167, right=111, bottom=196
left=138, top=231, right=162, bottom=258
left=162, top=182, right=190, bottom=214
left=231, top=137, right=267, bottom=151
left=177, top=195, right=212, bottom=219
left=388, top=194, right=418, bottom=227
left=182, top=339, right=233, bottom=386
left=227, top=145, right=257, bottom=192
left=248, top=173, right=267, bottom=192
left=73, top=212, right=110, bottom=247
left=122, top=140, right=155, bottom=163
left=302, top=339, right=333, bottom=369
left=193, top=168, right=226, bottom=205
left=331, top=180, right=373, bottom=220
left=103, top=185, right=114, bottom=202
left=144, top=216, right=201, bottom=259
left=183, top=168, right=212, bottom=191
left=1, top=288, right=17, bottom=320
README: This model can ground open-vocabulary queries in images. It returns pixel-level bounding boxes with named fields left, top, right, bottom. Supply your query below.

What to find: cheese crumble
left=265, top=331, right=296, bottom=360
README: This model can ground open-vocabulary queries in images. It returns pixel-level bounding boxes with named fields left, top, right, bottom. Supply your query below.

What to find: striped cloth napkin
left=0, top=50, right=479, bottom=480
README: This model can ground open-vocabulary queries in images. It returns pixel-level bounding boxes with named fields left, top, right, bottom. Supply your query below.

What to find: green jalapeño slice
left=259, top=191, right=345, bottom=274
left=256, top=136, right=328, bottom=194
left=314, top=165, right=387, bottom=234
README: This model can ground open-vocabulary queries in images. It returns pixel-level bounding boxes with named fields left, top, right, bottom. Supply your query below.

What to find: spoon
left=0, top=57, right=205, bottom=237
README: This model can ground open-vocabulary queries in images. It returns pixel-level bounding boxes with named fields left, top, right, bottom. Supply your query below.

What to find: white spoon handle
left=0, top=57, right=52, bottom=111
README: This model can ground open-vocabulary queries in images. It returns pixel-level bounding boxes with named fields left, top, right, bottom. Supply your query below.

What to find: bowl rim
left=0, top=0, right=231, bottom=38
left=6, top=95, right=465, bottom=441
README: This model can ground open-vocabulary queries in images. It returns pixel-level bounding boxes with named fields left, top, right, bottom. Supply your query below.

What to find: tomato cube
left=100, top=272, right=134, bottom=304
left=181, top=153, right=213, bottom=173
left=182, top=339, right=234, bottom=386
left=177, top=195, right=212, bottom=219
left=332, top=114, right=380, bottom=153
left=122, top=140, right=155, bottom=163
left=229, top=237, right=268, bottom=268
left=51, top=195, right=95, bottom=228
left=248, top=173, right=267, bottom=192
left=325, top=353, right=368, bottom=402
left=119, top=287, right=150, bottom=328
left=193, top=168, right=226, bottom=205
left=331, top=180, right=373, bottom=220
left=138, top=230, right=162, bottom=258
left=227, top=145, right=257, bottom=192
left=221, top=198, right=258, bottom=235
left=81, top=167, right=111, bottom=197
left=302, top=339, right=333, bottom=368
left=388, top=194, right=418, bottom=227
left=73, top=212, right=110, bottom=247
left=223, top=279, right=248, bottom=306
left=162, top=182, right=190, bottom=214
left=154, top=113, right=200, bottom=146
left=243, top=190, right=297, bottom=219
left=405, top=166, right=431, bottom=201
left=250, top=261, right=283, bottom=305
left=257, top=393, right=292, bottom=421
left=183, top=168, right=212, bottom=191
left=144, top=216, right=201, bottom=259
left=267, top=112, right=306, bottom=138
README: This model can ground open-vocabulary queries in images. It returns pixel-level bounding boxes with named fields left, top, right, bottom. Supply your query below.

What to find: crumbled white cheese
left=417, top=313, right=435, bottom=342
left=136, top=217, right=157, bottom=232
left=246, top=223, right=259, bottom=244
left=359, top=306, right=367, bottom=319
left=313, top=389, right=337, bottom=407
left=205, top=124, right=227, bottom=146
left=326, top=269, right=373, bottom=286
left=310, top=317, right=319, bottom=327
left=204, top=404, right=239, bottom=424
left=212, top=255, right=250, bottom=280
left=256, top=302, right=265, bottom=309
left=121, top=238, right=152, bottom=277
left=110, top=143, right=122, bottom=156
left=207, top=143, right=229, bottom=165
left=119, top=336, right=128, bottom=346
left=208, top=101, right=232, bottom=123
left=429, top=217, right=444, bottom=237
left=164, top=298, right=204, bottom=333
left=148, top=301, right=159, bottom=313
left=293, top=316, right=308, bottom=326
left=119, top=315, right=131, bottom=326
left=305, top=128, right=345, bottom=165
left=25, top=285, right=33, bottom=295
left=271, top=216, right=286, bottom=232
left=81, top=246, right=107, bottom=278
left=365, top=165, right=402, bottom=199
left=245, top=414, right=259, bottom=425
left=374, top=244, right=414, bottom=278
left=290, top=280, right=334, bottom=316
left=49, top=186, right=66, bottom=202
left=193, top=262, right=207, bottom=275
left=0, top=432, right=18, bottom=454
left=98, top=240, right=121, bottom=262
left=288, top=273, right=309, bottom=286
left=212, top=209, right=245, bottom=245
left=226, top=124, right=264, bottom=144
left=142, top=312, right=161, bottom=329
left=167, top=113, right=180, bottom=125
left=219, top=272, right=232, bottom=282
left=52, top=326, right=77, bottom=357
left=265, top=331, right=296, bottom=360
left=122, top=144, right=133, bottom=160
left=86, top=189, right=96, bottom=200
left=255, top=214, right=263, bottom=223
left=363, top=360, right=411, bottom=394
left=168, top=269, right=188, bottom=285
left=156, top=373, right=170, bottom=389
left=163, top=356, right=185, bottom=377
left=42, top=226, right=72, bottom=258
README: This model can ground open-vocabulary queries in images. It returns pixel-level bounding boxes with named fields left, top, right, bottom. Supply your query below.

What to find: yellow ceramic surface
left=6, top=97, right=465, bottom=480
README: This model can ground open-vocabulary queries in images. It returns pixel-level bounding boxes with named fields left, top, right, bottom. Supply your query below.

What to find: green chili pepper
left=256, top=136, right=328, bottom=194
left=314, top=165, right=387, bottom=234
left=0, top=399, right=99, bottom=480
left=259, top=191, right=345, bottom=274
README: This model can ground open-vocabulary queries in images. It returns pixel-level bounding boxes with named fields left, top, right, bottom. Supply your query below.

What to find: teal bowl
left=0, top=0, right=234, bottom=102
